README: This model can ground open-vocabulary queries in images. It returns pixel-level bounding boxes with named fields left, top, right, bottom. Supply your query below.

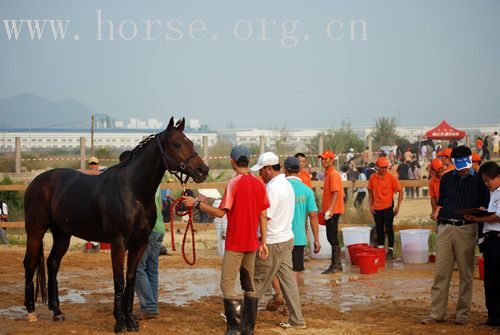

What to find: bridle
left=156, top=132, right=199, bottom=186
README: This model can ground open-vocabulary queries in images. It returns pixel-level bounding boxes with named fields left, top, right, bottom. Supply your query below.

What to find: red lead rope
left=169, top=197, right=196, bottom=266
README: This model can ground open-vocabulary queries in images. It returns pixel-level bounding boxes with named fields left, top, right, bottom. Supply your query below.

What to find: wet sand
left=0, top=246, right=497, bottom=335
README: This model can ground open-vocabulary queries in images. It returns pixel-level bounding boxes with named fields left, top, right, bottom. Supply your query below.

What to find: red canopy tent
left=424, top=120, right=466, bottom=140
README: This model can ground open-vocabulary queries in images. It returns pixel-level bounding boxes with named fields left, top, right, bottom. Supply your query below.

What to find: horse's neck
left=123, top=136, right=166, bottom=199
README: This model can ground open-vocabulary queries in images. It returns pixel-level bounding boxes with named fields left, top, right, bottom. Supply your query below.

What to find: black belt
left=438, top=219, right=474, bottom=226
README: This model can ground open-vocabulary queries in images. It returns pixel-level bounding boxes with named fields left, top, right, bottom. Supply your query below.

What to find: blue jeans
left=135, top=231, right=164, bottom=314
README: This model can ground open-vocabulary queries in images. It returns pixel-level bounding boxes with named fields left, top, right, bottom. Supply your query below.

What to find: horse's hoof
left=114, top=323, right=127, bottom=333
left=126, top=325, right=139, bottom=332
left=27, top=312, right=38, bottom=322
left=53, top=313, right=65, bottom=321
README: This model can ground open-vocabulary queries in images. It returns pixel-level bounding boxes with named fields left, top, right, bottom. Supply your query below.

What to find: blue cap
left=452, top=156, right=472, bottom=171
left=284, top=156, right=300, bottom=173
left=230, top=145, right=250, bottom=161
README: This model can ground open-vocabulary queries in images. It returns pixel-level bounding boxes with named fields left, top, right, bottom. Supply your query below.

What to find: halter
left=156, top=133, right=199, bottom=186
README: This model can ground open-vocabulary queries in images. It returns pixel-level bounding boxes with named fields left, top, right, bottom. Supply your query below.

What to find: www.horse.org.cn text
left=1, top=9, right=368, bottom=48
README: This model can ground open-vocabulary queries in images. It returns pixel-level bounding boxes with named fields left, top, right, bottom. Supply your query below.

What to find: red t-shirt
left=219, top=173, right=270, bottom=252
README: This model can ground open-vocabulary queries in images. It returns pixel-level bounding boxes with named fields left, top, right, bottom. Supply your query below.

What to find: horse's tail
left=34, top=242, right=47, bottom=304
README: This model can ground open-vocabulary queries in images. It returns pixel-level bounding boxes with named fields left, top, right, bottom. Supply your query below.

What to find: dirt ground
left=0, top=245, right=498, bottom=335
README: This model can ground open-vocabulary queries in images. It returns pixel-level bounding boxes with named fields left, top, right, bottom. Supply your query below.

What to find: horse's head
left=162, top=117, right=209, bottom=183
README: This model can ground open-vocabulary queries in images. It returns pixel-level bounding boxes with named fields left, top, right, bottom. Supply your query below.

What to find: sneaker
left=266, top=294, right=285, bottom=311
left=279, top=321, right=306, bottom=329
left=421, top=317, right=445, bottom=325
left=135, top=310, right=159, bottom=320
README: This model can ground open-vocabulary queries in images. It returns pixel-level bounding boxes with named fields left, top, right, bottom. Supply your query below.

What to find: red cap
left=472, top=152, right=481, bottom=162
left=318, top=150, right=335, bottom=159
left=430, top=158, right=444, bottom=170
left=376, top=157, right=389, bottom=168
left=437, top=148, right=452, bottom=158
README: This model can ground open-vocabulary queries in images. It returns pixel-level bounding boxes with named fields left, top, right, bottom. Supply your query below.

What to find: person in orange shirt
left=295, top=153, right=312, bottom=188
left=437, top=148, right=454, bottom=172
left=472, top=152, right=482, bottom=172
left=319, top=150, right=344, bottom=274
left=476, top=137, right=483, bottom=156
left=429, top=158, right=445, bottom=221
left=368, top=157, right=403, bottom=260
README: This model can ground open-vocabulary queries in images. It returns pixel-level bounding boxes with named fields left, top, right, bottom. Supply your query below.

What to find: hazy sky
left=1, top=1, right=499, bottom=129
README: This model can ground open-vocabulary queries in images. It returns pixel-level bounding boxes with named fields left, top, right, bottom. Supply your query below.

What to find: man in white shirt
left=0, top=201, right=8, bottom=244
left=492, top=131, right=500, bottom=159
left=251, top=152, right=306, bottom=329
left=464, top=162, right=500, bottom=327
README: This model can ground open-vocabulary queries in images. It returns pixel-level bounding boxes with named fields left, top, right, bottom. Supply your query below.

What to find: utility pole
left=90, top=114, right=95, bottom=157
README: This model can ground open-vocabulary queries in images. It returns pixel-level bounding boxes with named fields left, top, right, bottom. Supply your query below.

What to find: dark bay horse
left=23, top=117, right=208, bottom=332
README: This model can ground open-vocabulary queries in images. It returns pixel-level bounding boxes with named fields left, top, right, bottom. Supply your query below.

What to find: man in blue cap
left=422, top=146, right=489, bottom=326
left=183, top=145, right=269, bottom=335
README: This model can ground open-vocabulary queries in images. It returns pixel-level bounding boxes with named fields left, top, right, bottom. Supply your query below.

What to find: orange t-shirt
left=445, top=163, right=455, bottom=173
left=321, top=166, right=344, bottom=214
left=368, top=173, right=402, bottom=210
left=298, top=170, right=313, bottom=188
left=429, top=176, right=441, bottom=199
left=476, top=139, right=483, bottom=149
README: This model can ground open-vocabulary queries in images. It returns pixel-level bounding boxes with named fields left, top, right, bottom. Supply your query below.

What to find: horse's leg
left=123, top=242, right=148, bottom=332
left=46, top=225, right=71, bottom=321
left=23, top=226, right=47, bottom=320
left=111, top=237, right=127, bottom=333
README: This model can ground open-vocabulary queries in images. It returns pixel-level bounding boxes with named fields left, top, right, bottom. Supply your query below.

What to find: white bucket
left=214, top=218, right=227, bottom=256
left=308, top=225, right=331, bottom=259
left=400, top=229, right=431, bottom=264
left=341, top=227, right=371, bottom=247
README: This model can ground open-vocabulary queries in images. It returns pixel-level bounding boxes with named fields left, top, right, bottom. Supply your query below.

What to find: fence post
left=318, top=134, right=324, bottom=167
left=202, top=136, right=209, bottom=164
left=15, top=137, right=21, bottom=174
left=80, top=137, right=86, bottom=169
left=259, top=136, right=265, bottom=154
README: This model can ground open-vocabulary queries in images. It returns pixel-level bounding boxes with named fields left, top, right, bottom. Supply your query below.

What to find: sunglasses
left=89, top=162, right=98, bottom=166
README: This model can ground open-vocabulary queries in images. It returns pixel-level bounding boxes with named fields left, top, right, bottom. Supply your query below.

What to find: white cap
left=250, top=152, right=279, bottom=171
left=349, top=148, right=354, bottom=152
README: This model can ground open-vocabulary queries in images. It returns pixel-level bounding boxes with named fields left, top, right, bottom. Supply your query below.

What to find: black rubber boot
left=223, top=299, right=242, bottom=335
left=241, top=296, right=258, bottom=335
left=333, top=245, right=343, bottom=272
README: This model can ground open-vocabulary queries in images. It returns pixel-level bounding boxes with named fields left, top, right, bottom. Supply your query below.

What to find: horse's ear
left=167, top=117, right=174, bottom=130
left=177, top=117, right=185, bottom=132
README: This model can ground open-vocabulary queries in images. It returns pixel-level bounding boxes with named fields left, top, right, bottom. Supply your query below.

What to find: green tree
left=371, top=117, right=408, bottom=150
left=207, top=136, right=232, bottom=169
left=308, top=123, right=364, bottom=155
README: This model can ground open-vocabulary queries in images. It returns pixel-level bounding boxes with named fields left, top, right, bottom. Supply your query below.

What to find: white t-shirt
left=0, top=202, right=7, bottom=216
left=493, top=135, right=500, bottom=146
left=485, top=187, right=500, bottom=233
left=265, top=174, right=295, bottom=244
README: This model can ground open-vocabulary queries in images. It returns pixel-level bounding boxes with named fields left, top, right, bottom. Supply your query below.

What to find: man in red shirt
left=429, top=158, right=445, bottom=221
left=183, top=145, right=269, bottom=334
left=319, top=150, right=345, bottom=274
left=368, top=157, right=403, bottom=260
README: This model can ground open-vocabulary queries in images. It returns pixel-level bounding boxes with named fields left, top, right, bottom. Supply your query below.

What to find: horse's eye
left=173, top=142, right=181, bottom=149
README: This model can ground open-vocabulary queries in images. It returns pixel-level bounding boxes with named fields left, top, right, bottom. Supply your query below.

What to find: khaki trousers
left=220, top=250, right=257, bottom=299
left=254, top=238, right=305, bottom=325
left=430, top=223, right=477, bottom=321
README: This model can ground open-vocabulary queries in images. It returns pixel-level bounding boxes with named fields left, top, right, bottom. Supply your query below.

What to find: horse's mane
left=118, top=132, right=160, bottom=166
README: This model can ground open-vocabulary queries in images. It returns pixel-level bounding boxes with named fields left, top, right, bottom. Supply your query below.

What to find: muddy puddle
left=0, top=257, right=443, bottom=321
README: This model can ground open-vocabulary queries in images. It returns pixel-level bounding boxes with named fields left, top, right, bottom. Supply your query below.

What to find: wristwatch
left=193, top=200, right=201, bottom=210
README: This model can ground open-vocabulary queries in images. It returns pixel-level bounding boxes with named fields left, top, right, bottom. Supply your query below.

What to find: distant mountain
left=0, top=93, right=94, bottom=128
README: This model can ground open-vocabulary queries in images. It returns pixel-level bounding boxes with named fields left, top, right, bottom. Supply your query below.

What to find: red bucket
left=347, top=243, right=368, bottom=265
left=357, top=252, right=379, bottom=274
left=478, top=257, right=484, bottom=280
left=373, top=248, right=386, bottom=268
left=100, top=242, right=111, bottom=250
left=350, top=244, right=370, bottom=265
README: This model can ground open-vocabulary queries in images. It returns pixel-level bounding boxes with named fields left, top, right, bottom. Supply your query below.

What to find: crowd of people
left=177, top=141, right=499, bottom=333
